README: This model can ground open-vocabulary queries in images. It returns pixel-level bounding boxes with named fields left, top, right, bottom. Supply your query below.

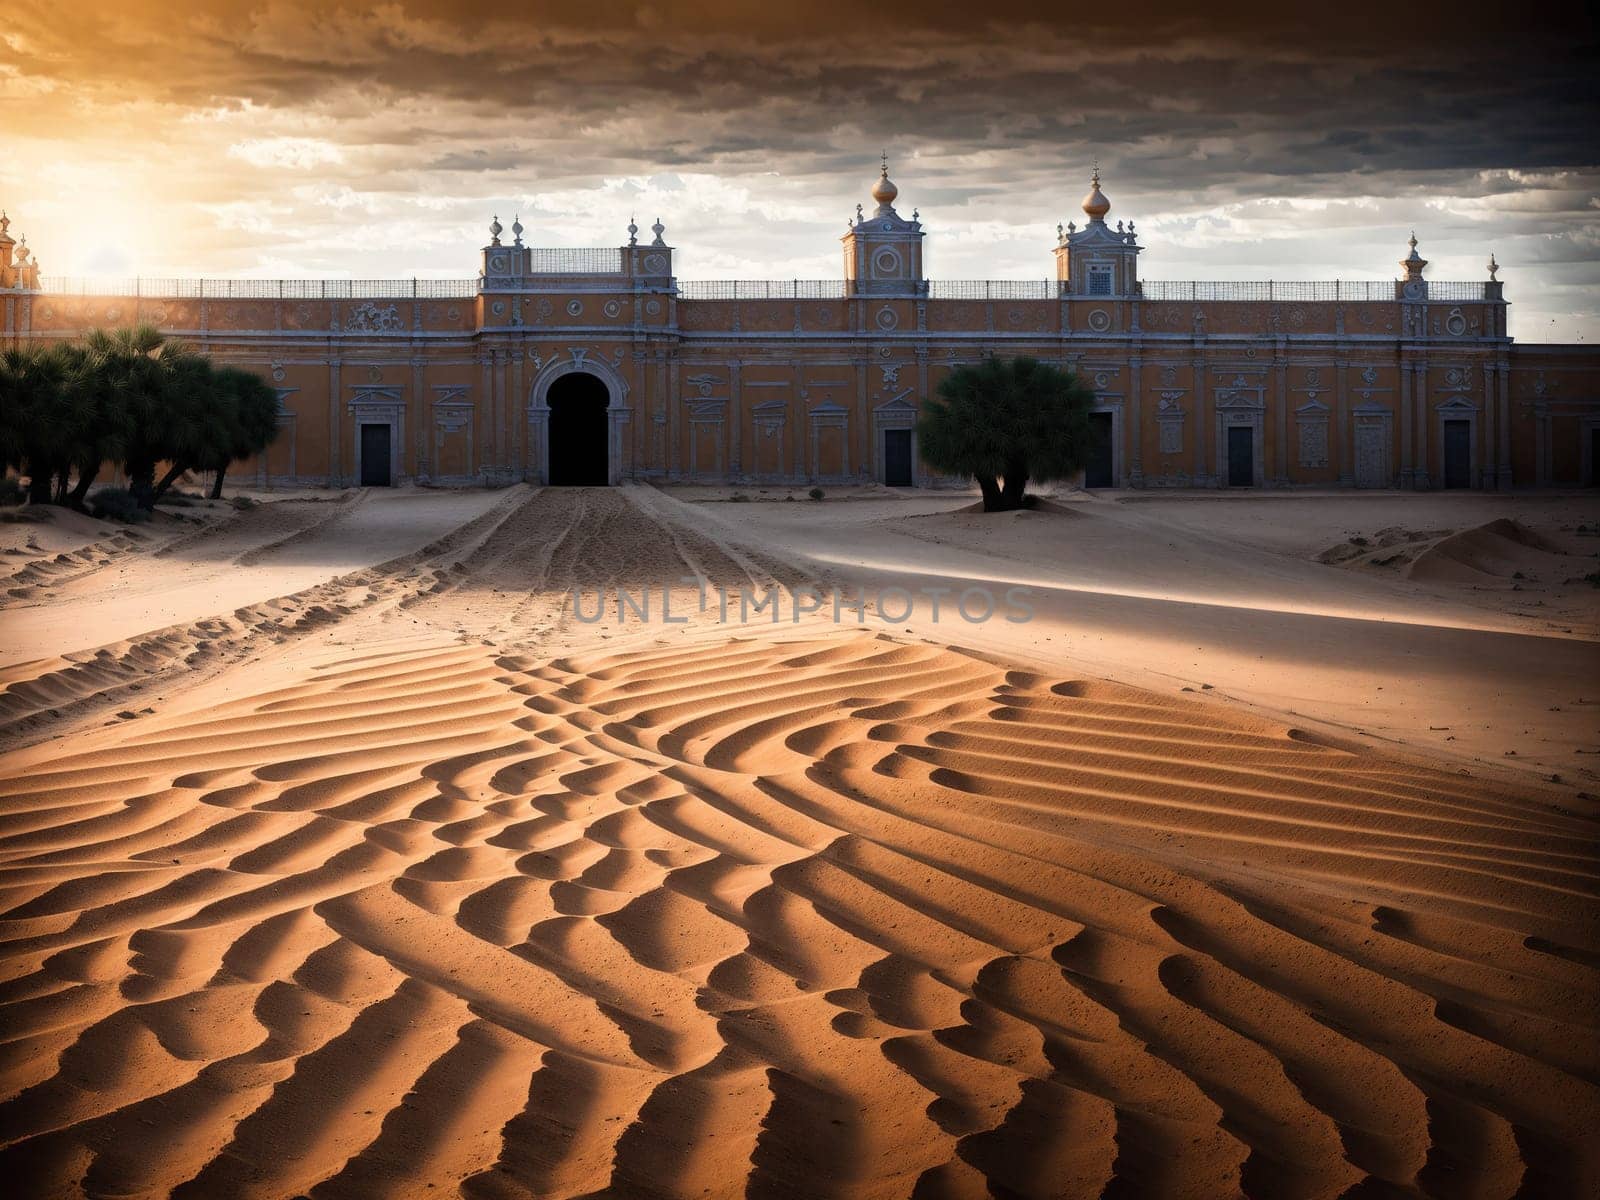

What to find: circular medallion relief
left=603, top=299, right=622, bottom=319
left=1402, top=281, right=1426, bottom=301
left=1445, top=308, right=1467, bottom=336
left=491, top=301, right=506, bottom=316
left=489, top=253, right=508, bottom=273
left=643, top=253, right=667, bottom=274
left=645, top=299, right=662, bottom=317
left=875, top=306, right=898, bottom=331
left=150, top=307, right=168, bottom=324
left=1007, top=308, right=1024, bottom=326
left=815, top=306, right=833, bottom=323
left=880, top=221, right=893, bottom=231
left=1086, top=308, right=1111, bottom=332
left=566, top=299, right=584, bottom=317
left=872, top=247, right=901, bottom=276
left=536, top=298, right=553, bottom=318
left=106, top=305, right=123, bottom=322
left=879, top=346, right=893, bottom=358
left=271, top=365, right=287, bottom=382
left=445, top=305, right=461, bottom=321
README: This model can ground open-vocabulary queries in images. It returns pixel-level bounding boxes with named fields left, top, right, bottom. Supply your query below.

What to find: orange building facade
left=3, top=170, right=1598, bottom=490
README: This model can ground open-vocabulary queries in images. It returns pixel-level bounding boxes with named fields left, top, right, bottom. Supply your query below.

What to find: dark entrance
left=884, top=428, right=913, bottom=486
left=1592, top=428, right=1600, bottom=486
left=548, top=373, right=610, bottom=486
left=1442, top=420, right=1471, bottom=488
left=1084, top=412, right=1114, bottom=488
left=359, top=423, right=391, bottom=486
left=1226, top=425, right=1254, bottom=487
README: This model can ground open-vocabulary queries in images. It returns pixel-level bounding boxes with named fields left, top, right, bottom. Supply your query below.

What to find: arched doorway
left=547, top=372, right=610, bottom=485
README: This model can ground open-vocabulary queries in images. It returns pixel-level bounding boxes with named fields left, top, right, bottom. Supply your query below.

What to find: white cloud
left=226, top=137, right=346, bottom=170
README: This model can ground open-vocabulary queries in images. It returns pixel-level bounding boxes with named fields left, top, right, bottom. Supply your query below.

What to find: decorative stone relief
left=1157, top=396, right=1185, bottom=454
left=1298, top=417, right=1329, bottom=467
left=1086, top=308, right=1111, bottom=332
left=875, top=306, right=898, bottom=331
left=645, top=299, right=662, bottom=317
left=565, top=300, right=584, bottom=317
left=603, top=300, right=622, bottom=319
left=345, top=302, right=403, bottom=332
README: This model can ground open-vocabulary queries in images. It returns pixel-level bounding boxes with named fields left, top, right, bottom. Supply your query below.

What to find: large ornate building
left=3, top=167, right=1597, bottom=489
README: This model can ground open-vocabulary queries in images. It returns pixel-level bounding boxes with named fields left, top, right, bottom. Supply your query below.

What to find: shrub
left=808, top=487, right=825, bottom=501
left=917, top=354, right=1096, bottom=511
left=90, top=487, right=151, bottom=524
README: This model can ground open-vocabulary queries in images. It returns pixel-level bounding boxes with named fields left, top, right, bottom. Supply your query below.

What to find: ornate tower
left=1054, top=167, right=1141, bottom=297
left=479, top=214, right=532, bottom=289
left=842, top=154, right=926, bottom=295
left=1397, top=231, right=1429, bottom=300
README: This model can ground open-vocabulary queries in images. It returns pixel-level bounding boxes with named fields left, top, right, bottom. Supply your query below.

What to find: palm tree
left=150, top=354, right=225, bottom=503
left=84, top=324, right=190, bottom=510
left=209, top=366, right=281, bottom=498
left=0, top=344, right=92, bottom=505
left=60, top=340, right=131, bottom=509
left=917, top=354, right=1097, bottom=511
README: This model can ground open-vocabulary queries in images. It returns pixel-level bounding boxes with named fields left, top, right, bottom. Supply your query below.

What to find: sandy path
left=0, top=489, right=516, bottom=669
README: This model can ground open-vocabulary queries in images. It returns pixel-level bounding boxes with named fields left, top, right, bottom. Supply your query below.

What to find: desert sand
left=1, top=483, right=1597, bottom=1199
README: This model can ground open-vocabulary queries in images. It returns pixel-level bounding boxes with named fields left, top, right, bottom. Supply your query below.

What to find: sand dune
left=2, top=629, right=1596, bottom=1198
left=1408, top=518, right=1573, bottom=584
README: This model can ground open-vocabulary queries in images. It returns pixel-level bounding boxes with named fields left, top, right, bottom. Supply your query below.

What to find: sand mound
left=1409, top=518, right=1573, bottom=584
left=944, top=496, right=1083, bottom=516
left=2, top=632, right=1595, bottom=1197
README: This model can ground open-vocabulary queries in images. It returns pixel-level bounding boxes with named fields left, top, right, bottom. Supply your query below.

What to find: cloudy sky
left=3, top=1, right=1596, bottom=340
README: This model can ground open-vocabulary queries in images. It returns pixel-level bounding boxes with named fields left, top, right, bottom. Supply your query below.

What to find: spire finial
left=1081, top=162, right=1110, bottom=222
left=1401, top=231, right=1428, bottom=281
left=627, top=214, right=638, bottom=246
left=870, top=153, right=899, bottom=211
left=650, top=217, right=666, bottom=247
left=1487, top=251, right=1499, bottom=281
left=489, top=214, right=503, bottom=245
left=511, top=214, right=524, bottom=245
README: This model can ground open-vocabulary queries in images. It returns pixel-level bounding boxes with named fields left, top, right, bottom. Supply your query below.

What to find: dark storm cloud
left=2, top=1, right=1596, bottom=337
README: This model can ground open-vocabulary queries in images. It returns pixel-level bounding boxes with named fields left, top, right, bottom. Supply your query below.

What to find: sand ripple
left=2, top=633, right=1597, bottom=1198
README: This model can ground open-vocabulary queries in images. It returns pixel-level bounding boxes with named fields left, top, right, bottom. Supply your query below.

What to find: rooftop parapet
left=34, top=276, right=1502, bottom=303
